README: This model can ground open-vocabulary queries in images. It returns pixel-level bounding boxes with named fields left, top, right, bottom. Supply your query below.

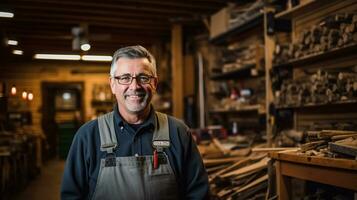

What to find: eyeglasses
left=113, top=74, right=156, bottom=85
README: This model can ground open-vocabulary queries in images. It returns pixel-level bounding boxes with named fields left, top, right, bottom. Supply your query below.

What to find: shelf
left=274, top=0, right=335, bottom=20
left=209, top=104, right=265, bottom=114
left=276, top=99, right=357, bottom=110
left=273, top=43, right=357, bottom=68
left=210, top=13, right=263, bottom=45
left=210, top=64, right=263, bottom=80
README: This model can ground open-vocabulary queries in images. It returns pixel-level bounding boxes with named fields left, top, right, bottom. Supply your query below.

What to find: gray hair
left=110, top=45, right=157, bottom=77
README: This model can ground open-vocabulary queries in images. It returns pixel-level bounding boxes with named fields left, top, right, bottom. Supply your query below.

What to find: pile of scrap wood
left=208, top=154, right=270, bottom=200
left=198, top=138, right=271, bottom=200
left=302, top=130, right=357, bottom=158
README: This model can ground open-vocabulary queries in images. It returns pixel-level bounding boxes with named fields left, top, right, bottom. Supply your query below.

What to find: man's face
left=110, top=57, right=157, bottom=115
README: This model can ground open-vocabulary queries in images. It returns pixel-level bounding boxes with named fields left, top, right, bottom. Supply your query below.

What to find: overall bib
left=91, top=111, right=179, bottom=200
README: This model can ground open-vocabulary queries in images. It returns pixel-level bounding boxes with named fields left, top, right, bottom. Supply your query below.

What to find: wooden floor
left=12, top=159, right=65, bottom=200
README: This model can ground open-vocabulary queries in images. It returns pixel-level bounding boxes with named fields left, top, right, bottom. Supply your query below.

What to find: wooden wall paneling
left=0, top=61, right=111, bottom=166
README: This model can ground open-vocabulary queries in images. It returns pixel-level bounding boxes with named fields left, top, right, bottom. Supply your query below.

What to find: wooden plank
left=171, top=24, right=183, bottom=119
left=328, top=142, right=357, bottom=157
left=280, top=161, right=357, bottom=191
left=220, top=157, right=270, bottom=178
left=275, top=0, right=316, bottom=19
left=252, top=147, right=299, bottom=152
left=203, top=156, right=244, bottom=167
left=184, top=55, right=195, bottom=96
left=235, top=174, right=268, bottom=193
left=270, top=152, right=357, bottom=170
left=211, top=138, right=230, bottom=155
left=264, top=7, right=275, bottom=147
left=276, top=161, right=291, bottom=200
left=210, top=156, right=258, bottom=178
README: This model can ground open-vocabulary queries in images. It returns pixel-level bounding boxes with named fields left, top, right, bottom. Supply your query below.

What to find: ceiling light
left=22, top=91, right=28, bottom=100
left=13, top=50, right=23, bottom=55
left=81, top=43, right=91, bottom=51
left=8, top=40, right=18, bottom=46
left=34, top=54, right=81, bottom=60
left=11, top=85, right=17, bottom=95
left=28, top=92, right=34, bottom=101
left=0, top=12, right=14, bottom=18
left=81, top=55, right=112, bottom=62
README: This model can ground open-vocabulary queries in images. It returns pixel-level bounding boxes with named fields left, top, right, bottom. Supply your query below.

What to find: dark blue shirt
left=61, top=105, right=209, bottom=199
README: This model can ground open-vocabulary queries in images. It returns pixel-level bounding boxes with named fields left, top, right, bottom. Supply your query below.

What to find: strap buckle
left=152, top=140, right=170, bottom=151
left=105, top=153, right=116, bottom=167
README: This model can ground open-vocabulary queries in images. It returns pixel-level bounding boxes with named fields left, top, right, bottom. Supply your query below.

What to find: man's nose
left=128, top=77, right=141, bottom=89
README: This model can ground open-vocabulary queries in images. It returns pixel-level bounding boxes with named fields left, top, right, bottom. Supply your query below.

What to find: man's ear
left=109, top=77, right=116, bottom=94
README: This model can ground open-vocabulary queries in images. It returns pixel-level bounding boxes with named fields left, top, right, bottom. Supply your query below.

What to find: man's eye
left=139, top=76, right=150, bottom=82
left=120, top=76, right=131, bottom=81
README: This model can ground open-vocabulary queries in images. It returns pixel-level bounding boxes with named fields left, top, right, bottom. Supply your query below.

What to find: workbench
left=269, top=151, right=357, bottom=199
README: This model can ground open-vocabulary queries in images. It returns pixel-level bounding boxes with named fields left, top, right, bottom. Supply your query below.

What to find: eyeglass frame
left=113, top=73, right=157, bottom=85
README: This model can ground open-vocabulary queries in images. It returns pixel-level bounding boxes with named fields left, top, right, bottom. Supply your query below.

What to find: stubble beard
left=124, top=90, right=151, bottom=114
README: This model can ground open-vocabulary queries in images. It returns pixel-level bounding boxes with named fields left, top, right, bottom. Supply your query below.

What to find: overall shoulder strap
left=152, top=112, right=170, bottom=150
left=98, top=111, right=117, bottom=153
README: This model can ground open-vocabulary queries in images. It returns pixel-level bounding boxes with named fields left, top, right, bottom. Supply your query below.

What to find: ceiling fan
left=71, top=23, right=111, bottom=51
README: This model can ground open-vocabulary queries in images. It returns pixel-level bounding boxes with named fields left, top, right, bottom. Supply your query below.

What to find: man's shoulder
left=75, top=118, right=99, bottom=139
left=165, top=114, right=189, bottom=132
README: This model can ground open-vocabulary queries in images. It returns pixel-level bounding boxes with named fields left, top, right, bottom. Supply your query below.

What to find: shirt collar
left=113, top=104, right=156, bottom=130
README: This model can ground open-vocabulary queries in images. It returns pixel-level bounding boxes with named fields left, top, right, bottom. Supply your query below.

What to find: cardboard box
left=210, top=7, right=230, bottom=39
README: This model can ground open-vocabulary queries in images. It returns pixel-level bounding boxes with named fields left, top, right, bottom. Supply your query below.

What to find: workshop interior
left=1, top=0, right=357, bottom=199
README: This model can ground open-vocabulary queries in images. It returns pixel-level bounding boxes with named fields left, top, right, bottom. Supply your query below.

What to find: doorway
left=41, top=82, right=84, bottom=160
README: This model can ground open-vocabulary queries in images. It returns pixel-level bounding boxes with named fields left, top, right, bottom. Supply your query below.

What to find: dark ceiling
left=0, top=0, right=226, bottom=57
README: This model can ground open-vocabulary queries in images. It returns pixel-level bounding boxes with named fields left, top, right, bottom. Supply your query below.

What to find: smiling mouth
left=125, top=93, right=146, bottom=100
left=126, top=95, right=142, bottom=99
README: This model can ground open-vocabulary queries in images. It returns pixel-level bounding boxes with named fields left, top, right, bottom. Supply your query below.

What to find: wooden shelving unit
left=273, top=43, right=357, bottom=68
left=265, top=0, right=357, bottom=199
left=210, top=13, right=264, bottom=45
left=206, top=1, right=267, bottom=142
left=209, top=104, right=266, bottom=115
left=210, top=64, right=264, bottom=80
left=276, top=99, right=357, bottom=110
left=267, top=0, right=357, bottom=131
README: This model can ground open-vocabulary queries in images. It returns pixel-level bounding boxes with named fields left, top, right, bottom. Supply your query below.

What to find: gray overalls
left=92, top=111, right=179, bottom=200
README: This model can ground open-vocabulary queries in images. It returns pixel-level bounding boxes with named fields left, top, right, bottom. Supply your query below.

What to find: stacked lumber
left=273, top=13, right=357, bottom=65
left=207, top=153, right=269, bottom=200
left=199, top=139, right=271, bottom=200
left=301, top=129, right=357, bottom=158
left=276, top=69, right=357, bottom=108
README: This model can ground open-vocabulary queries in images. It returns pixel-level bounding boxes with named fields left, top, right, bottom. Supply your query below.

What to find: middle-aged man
left=61, top=45, right=209, bottom=200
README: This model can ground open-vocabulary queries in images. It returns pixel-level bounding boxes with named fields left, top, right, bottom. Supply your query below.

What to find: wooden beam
left=171, top=24, right=183, bottom=119
left=9, top=18, right=169, bottom=31
left=9, top=0, right=224, bottom=11
left=264, top=8, right=275, bottom=147
left=14, top=13, right=171, bottom=26
left=1, top=1, right=198, bottom=16
left=184, top=55, right=195, bottom=96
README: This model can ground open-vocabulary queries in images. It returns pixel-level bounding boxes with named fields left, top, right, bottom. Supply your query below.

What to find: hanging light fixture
left=11, top=85, right=17, bottom=95
left=28, top=92, right=34, bottom=101
left=22, top=90, right=28, bottom=100
left=80, top=43, right=91, bottom=51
